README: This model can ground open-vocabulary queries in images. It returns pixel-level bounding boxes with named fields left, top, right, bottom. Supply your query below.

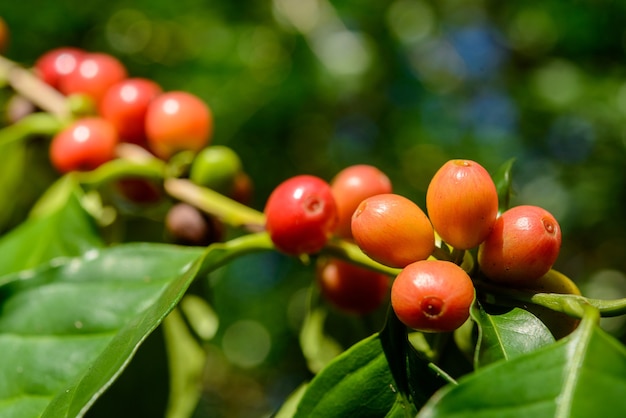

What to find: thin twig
left=0, top=55, right=70, bottom=120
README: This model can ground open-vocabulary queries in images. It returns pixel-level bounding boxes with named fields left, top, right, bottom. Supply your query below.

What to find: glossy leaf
left=471, top=302, right=555, bottom=368
left=0, top=179, right=102, bottom=277
left=0, top=244, right=203, bottom=417
left=417, top=314, right=626, bottom=418
left=294, top=333, right=415, bottom=418
left=381, top=310, right=449, bottom=411
left=0, top=233, right=274, bottom=417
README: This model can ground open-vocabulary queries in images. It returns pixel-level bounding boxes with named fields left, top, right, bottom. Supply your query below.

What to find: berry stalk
left=164, top=178, right=266, bottom=231
left=0, top=55, right=70, bottom=119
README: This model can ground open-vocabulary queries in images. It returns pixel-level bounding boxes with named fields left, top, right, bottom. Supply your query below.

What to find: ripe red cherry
left=330, top=164, right=392, bottom=239
left=317, top=258, right=390, bottom=315
left=478, top=205, right=562, bottom=284
left=34, top=47, right=85, bottom=89
left=264, top=175, right=338, bottom=255
left=58, top=52, right=127, bottom=103
left=99, top=78, right=162, bottom=147
left=391, top=260, right=474, bottom=332
left=0, top=17, right=9, bottom=54
left=426, top=159, right=498, bottom=250
left=49, top=117, right=118, bottom=173
left=114, top=178, right=163, bottom=205
left=145, top=91, right=213, bottom=160
left=351, top=194, right=434, bottom=268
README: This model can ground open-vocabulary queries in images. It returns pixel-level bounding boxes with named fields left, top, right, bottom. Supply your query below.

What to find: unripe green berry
left=189, top=145, right=243, bottom=195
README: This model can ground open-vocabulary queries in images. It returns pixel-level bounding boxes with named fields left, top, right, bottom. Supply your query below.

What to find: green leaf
left=0, top=113, right=63, bottom=147
left=162, top=307, right=206, bottom=418
left=471, top=302, right=555, bottom=368
left=274, top=383, right=308, bottom=418
left=0, top=233, right=274, bottom=417
left=0, top=180, right=103, bottom=277
left=294, top=333, right=416, bottom=418
left=299, top=305, right=344, bottom=374
left=381, top=310, right=449, bottom=411
left=0, top=140, right=27, bottom=231
left=491, top=158, right=515, bottom=213
left=0, top=244, right=203, bottom=418
left=417, top=313, right=626, bottom=418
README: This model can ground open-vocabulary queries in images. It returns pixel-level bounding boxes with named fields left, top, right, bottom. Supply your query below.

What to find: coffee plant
left=1, top=13, right=626, bottom=418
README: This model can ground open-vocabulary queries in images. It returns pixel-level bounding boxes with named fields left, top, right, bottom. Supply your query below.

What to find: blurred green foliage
left=3, top=0, right=626, bottom=416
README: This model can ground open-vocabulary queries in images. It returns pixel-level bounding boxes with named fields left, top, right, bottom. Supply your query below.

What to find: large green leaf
left=417, top=312, right=626, bottom=418
left=294, top=332, right=416, bottom=418
left=0, top=177, right=102, bottom=277
left=471, top=302, right=555, bottom=368
left=0, top=232, right=274, bottom=417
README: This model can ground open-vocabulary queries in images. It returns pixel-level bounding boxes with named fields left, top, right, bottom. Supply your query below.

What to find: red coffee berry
left=264, top=175, right=338, bottom=255
left=115, top=178, right=163, bottom=205
left=330, top=164, right=392, bottom=239
left=351, top=194, right=434, bottom=268
left=35, top=47, right=85, bottom=89
left=58, top=52, right=127, bottom=103
left=391, top=260, right=474, bottom=332
left=426, top=159, right=498, bottom=250
left=49, top=117, right=118, bottom=173
left=145, top=91, right=213, bottom=160
left=99, top=78, right=162, bottom=147
left=317, top=258, right=390, bottom=315
left=478, top=205, right=562, bottom=284
left=0, top=17, right=10, bottom=54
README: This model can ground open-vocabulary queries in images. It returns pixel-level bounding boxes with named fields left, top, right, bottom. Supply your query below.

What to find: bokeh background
left=2, top=0, right=626, bottom=416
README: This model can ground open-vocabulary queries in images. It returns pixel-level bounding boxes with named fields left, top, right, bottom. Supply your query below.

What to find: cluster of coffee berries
left=263, top=159, right=563, bottom=331
left=263, top=165, right=393, bottom=315
left=16, top=45, right=251, bottom=244
left=33, top=47, right=213, bottom=171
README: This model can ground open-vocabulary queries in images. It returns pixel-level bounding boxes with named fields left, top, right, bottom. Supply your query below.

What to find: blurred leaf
left=0, top=140, right=26, bottom=231
left=0, top=113, right=63, bottom=146
left=294, top=333, right=416, bottom=418
left=179, top=294, right=219, bottom=341
left=491, top=158, right=515, bottom=213
left=417, top=314, right=626, bottom=418
left=0, top=180, right=102, bottom=277
left=163, top=307, right=206, bottom=418
left=471, top=302, right=555, bottom=369
left=29, top=175, right=82, bottom=219
left=299, top=305, right=344, bottom=374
